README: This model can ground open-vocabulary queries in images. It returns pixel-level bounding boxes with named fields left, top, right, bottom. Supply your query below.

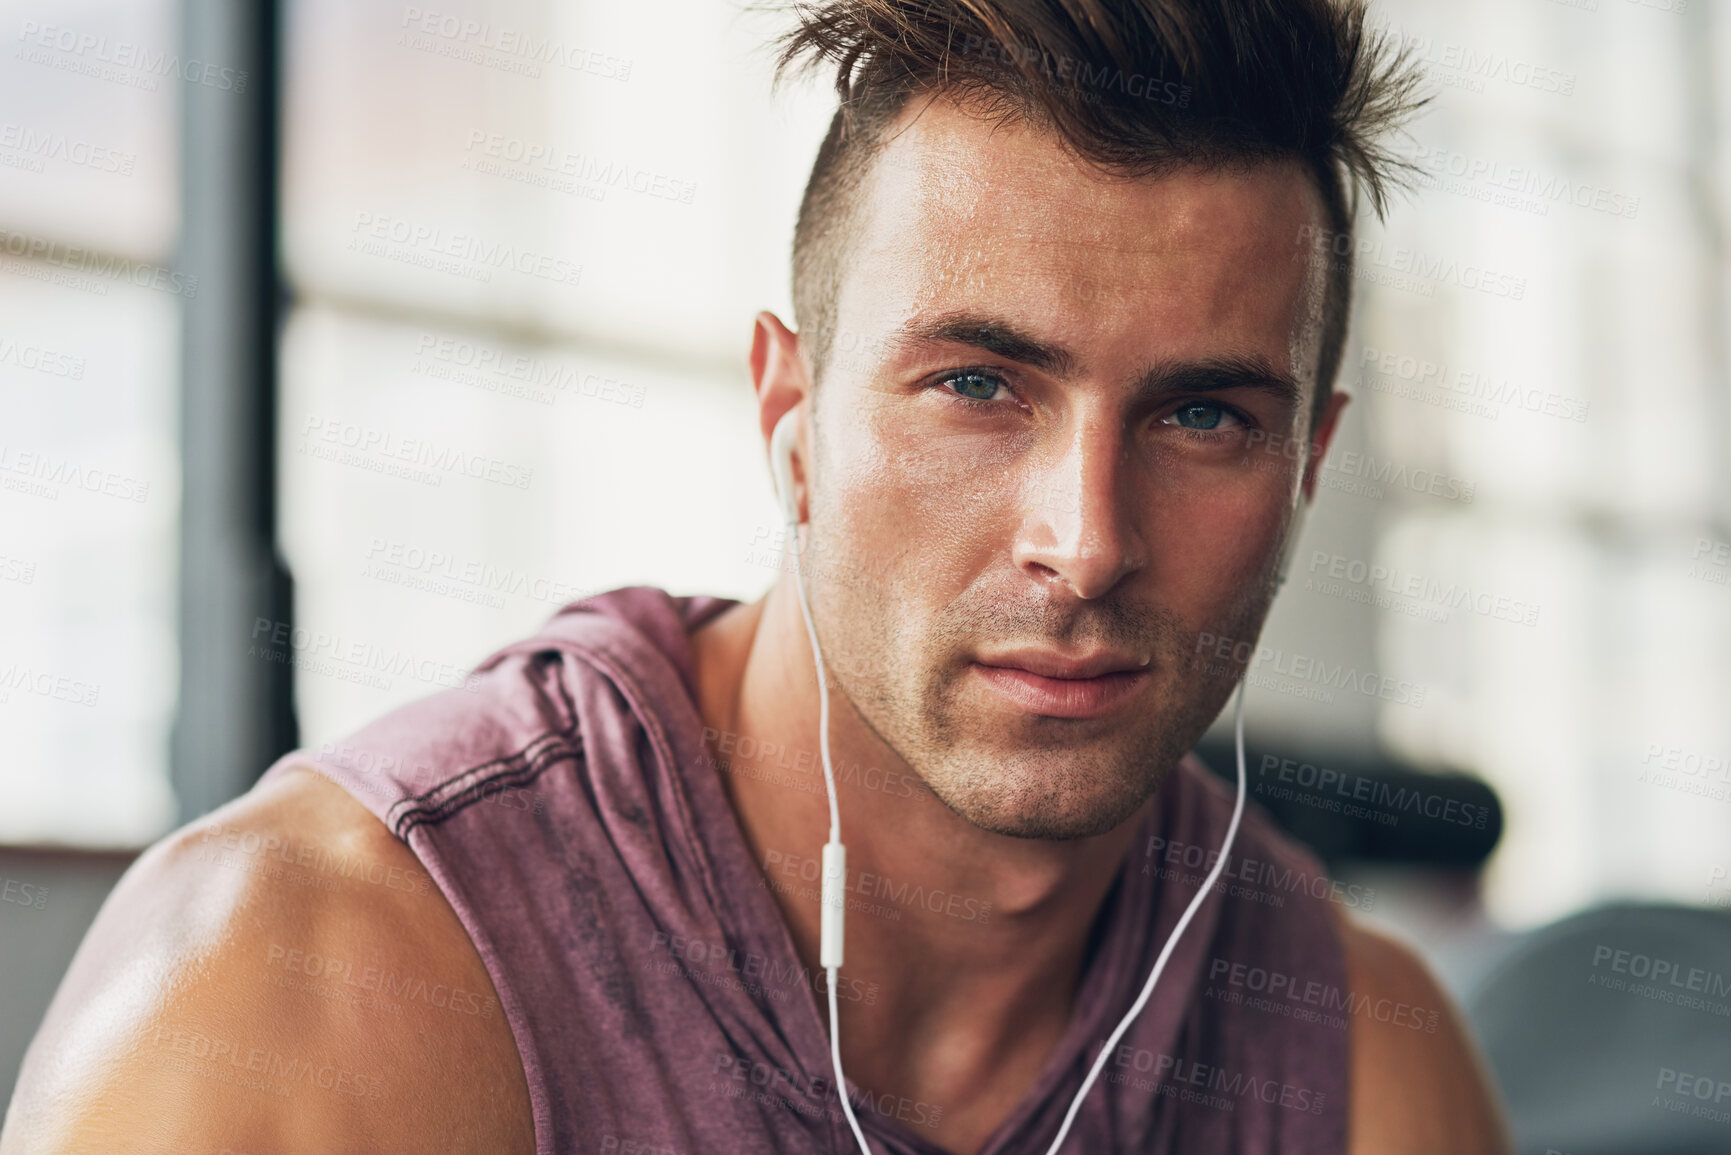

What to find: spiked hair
left=774, top=0, right=1427, bottom=416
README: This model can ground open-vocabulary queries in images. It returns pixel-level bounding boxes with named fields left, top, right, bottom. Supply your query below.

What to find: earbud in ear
left=770, top=409, right=801, bottom=526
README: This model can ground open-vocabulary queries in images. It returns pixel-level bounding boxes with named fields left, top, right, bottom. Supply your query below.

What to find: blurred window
left=0, top=0, right=182, bottom=846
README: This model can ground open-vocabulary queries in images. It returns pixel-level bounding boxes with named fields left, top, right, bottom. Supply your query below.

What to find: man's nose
left=1010, top=426, right=1146, bottom=599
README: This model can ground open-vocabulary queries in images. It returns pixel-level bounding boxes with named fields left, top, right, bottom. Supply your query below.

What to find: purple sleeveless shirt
left=260, top=587, right=1349, bottom=1154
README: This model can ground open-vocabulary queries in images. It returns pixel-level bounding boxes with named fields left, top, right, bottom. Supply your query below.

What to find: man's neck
left=689, top=583, right=1154, bottom=1153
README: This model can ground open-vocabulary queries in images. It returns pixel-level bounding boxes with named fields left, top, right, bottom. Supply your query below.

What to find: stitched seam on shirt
left=388, top=731, right=580, bottom=835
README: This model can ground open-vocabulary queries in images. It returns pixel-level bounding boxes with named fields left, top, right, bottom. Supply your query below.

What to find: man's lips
left=969, top=650, right=1151, bottom=719
left=975, top=649, right=1150, bottom=679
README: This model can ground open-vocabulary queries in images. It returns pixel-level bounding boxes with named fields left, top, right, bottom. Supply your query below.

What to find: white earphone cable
left=781, top=485, right=873, bottom=1152
left=786, top=486, right=841, bottom=846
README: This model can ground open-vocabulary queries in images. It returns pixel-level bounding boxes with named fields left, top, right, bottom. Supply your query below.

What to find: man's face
left=800, top=95, right=1335, bottom=840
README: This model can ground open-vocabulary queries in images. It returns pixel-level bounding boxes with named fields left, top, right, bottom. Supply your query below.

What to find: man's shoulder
left=1335, top=912, right=1513, bottom=1155
left=0, top=766, right=535, bottom=1155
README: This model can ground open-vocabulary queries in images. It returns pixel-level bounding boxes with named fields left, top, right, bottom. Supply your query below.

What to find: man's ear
left=750, top=310, right=813, bottom=516
left=1300, top=388, right=1350, bottom=503
left=751, top=310, right=810, bottom=448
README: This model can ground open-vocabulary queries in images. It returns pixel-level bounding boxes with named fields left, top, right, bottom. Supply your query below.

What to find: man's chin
left=922, top=762, right=1154, bottom=841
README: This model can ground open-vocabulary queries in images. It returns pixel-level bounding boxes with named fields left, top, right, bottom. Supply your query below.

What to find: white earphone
left=769, top=409, right=1252, bottom=1154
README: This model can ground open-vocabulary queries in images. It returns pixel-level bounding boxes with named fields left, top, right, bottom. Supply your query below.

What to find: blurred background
left=1, top=0, right=1727, bottom=1151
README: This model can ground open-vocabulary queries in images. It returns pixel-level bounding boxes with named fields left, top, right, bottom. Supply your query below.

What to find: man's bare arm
left=1342, top=912, right=1513, bottom=1155
left=0, top=767, right=536, bottom=1155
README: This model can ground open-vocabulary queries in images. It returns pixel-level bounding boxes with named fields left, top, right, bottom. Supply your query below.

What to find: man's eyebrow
left=892, top=313, right=1077, bottom=377
left=891, top=314, right=1303, bottom=407
left=1136, top=354, right=1304, bottom=410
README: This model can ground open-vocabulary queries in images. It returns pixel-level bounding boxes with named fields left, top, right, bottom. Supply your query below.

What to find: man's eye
left=941, top=371, right=1008, bottom=403
left=1162, top=402, right=1242, bottom=431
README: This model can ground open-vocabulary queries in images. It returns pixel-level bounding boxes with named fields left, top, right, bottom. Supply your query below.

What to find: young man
left=2, top=2, right=1512, bottom=1152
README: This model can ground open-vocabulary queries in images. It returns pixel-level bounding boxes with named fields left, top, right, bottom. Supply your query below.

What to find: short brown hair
left=774, top=0, right=1427, bottom=422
